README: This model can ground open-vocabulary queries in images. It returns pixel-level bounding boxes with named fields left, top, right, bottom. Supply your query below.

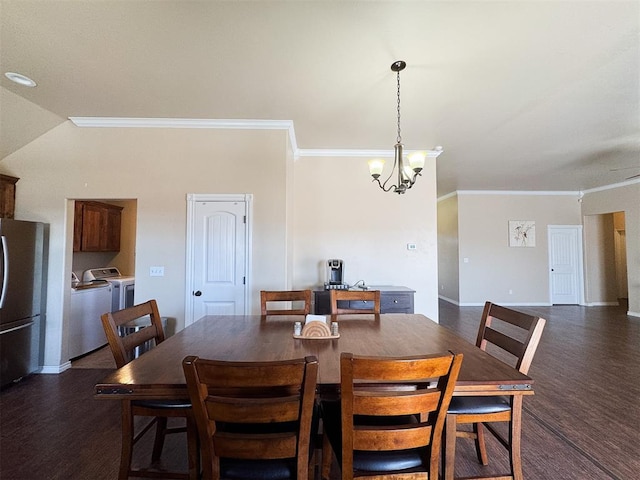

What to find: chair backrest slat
left=260, top=290, right=312, bottom=315
left=477, top=301, right=546, bottom=375
left=101, top=299, right=165, bottom=368
left=330, top=290, right=381, bottom=314
left=183, top=355, right=318, bottom=480
left=339, top=351, right=463, bottom=478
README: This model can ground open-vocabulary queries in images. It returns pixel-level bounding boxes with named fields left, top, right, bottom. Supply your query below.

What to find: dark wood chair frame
left=329, top=289, right=381, bottom=315
left=322, top=351, right=463, bottom=480
left=182, top=355, right=319, bottom=480
left=260, top=289, right=312, bottom=315
left=443, top=301, right=546, bottom=480
left=101, top=300, right=199, bottom=480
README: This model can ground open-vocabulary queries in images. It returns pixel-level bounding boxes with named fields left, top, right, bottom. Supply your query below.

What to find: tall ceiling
left=1, top=0, right=638, bottom=196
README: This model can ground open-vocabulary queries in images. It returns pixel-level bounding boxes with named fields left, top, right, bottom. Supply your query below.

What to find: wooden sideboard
left=312, top=286, right=415, bottom=314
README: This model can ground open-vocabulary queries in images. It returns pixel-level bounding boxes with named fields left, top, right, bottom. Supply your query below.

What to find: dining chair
left=101, top=300, right=199, bottom=480
left=182, top=354, right=319, bottom=480
left=329, top=289, right=381, bottom=314
left=321, top=351, right=463, bottom=480
left=260, top=289, right=312, bottom=315
left=443, top=301, right=546, bottom=480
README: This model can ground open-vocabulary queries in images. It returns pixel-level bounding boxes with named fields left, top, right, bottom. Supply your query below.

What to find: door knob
left=193, top=290, right=202, bottom=296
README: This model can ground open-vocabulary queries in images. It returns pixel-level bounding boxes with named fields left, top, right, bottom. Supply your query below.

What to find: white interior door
left=186, top=195, right=252, bottom=325
left=548, top=225, right=583, bottom=305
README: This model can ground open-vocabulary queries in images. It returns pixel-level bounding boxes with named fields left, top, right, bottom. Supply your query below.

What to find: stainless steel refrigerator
left=0, top=219, right=46, bottom=388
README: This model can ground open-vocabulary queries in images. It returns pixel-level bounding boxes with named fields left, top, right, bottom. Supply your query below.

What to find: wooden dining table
left=95, top=313, right=534, bottom=400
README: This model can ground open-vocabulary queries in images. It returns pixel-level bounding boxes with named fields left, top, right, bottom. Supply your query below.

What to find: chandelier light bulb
left=368, top=159, right=385, bottom=179
left=408, top=152, right=426, bottom=172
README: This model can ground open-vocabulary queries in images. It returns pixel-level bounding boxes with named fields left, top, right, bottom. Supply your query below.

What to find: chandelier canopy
left=368, top=61, right=441, bottom=194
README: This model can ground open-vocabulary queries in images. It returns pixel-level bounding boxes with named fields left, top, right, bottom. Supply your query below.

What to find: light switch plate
left=150, top=266, right=164, bottom=277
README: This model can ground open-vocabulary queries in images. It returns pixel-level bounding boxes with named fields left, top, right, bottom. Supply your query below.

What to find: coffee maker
left=325, top=259, right=348, bottom=290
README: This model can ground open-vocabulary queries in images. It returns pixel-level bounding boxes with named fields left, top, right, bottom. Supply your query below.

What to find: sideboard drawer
left=381, top=292, right=414, bottom=313
left=312, top=287, right=414, bottom=314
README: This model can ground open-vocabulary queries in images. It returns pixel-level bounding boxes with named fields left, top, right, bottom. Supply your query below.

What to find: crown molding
left=297, top=148, right=444, bottom=158
left=68, top=117, right=444, bottom=160
left=581, top=176, right=640, bottom=194
left=69, top=116, right=299, bottom=157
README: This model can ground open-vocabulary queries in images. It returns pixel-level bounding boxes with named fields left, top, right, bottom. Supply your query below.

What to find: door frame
left=547, top=225, right=585, bottom=305
left=185, top=193, right=253, bottom=326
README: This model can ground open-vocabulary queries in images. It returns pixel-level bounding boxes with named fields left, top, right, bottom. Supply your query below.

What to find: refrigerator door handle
left=0, top=321, right=34, bottom=335
left=0, top=235, right=7, bottom=308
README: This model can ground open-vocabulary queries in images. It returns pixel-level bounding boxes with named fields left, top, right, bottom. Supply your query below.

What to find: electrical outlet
left=509, top=289, right=513, bottom=295
left=150, top=266, right=164, bottom=277
left=407, top=243, right=417, bottom=250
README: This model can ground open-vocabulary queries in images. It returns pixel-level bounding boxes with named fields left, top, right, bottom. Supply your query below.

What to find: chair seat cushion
left=353, top=448, right=424, bottom=472
left=447, top=396, right=510, bottom=415
left=221, top=458, right=297, bottom=480
left=133, top=398, right=191, bottom=409
left=321, top=399, right=425, bottom=473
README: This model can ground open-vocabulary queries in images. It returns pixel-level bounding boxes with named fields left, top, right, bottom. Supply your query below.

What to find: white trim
left=69, top=117, right=292, bottom=130
left=458, top=302, right=552, bottom=307
left=628, top=310, right=640, bottom=318
left=582, top=177, right=640, bottom=194
left=437, top=192, right=458, bottom=202
left=185, top=193, right=253, bottom=326
left=70, top=117, right=299, bottom=160
left=40, top=362, right=71, bottom=374
left=298, top=148, right=444, bottom=159
left=67, top=117, right=443, bottom=162
left=456, top=190, right=580, bottom=196
left=584, top=302, right=620, bottom=306
left=438, top=295, right=460, bottom=305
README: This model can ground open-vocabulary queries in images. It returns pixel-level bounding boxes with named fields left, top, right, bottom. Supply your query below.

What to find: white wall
left=293, top=155, right=440, bottom=321
left=437, top=194, right=459, bottom=303
left=2, top=122, right=290, bottom=370
left=442, top=192, right=582, bottom=305
left=582, top=213, right=618, bottom=305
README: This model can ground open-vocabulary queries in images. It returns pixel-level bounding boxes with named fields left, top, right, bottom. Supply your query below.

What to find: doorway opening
left=583, top=211, right=628, bottom=306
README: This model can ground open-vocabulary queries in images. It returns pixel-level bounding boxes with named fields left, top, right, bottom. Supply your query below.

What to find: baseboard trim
left=438, top=295, right=460, bottom=305
left=39, top=362, right=72, bottom=374
left=628, top=311, right=640, bottom=318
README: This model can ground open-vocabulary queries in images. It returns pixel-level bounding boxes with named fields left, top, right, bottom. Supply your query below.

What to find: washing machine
left=83, top=267, right=135, bottom=312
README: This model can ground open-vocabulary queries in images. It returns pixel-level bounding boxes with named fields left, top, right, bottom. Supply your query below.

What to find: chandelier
left=368, top=60, right=436, bottom=194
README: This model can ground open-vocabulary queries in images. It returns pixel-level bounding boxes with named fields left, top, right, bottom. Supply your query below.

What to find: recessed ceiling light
left=4, top=72, right=37, bottom=87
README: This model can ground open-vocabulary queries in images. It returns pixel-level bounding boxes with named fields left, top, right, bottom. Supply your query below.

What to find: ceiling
left=1, top=1, right=638, bottom=197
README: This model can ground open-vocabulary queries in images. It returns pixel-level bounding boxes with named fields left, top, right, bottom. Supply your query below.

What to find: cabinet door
left=73, top=202, right=84, bottom=252
left=104, top=207, right=122, bottom=251
left=80, top=203, right=105, bottom=252
left=75, top=201, right=123, bottom=252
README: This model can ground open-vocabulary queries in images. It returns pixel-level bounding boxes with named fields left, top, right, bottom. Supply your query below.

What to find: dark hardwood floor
left=1, top=301, right=638, bottom=479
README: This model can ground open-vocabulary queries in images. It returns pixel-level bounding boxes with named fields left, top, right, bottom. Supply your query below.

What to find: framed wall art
left=509, top=220, right=535, bottom=247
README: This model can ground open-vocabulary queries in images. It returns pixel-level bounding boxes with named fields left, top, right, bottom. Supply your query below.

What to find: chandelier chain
left=396, top=70, right=402, bottom=144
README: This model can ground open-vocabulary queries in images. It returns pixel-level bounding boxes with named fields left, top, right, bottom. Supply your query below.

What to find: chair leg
left=509, top=396, right=524, bottom=480
left=151, top=417, right=168, bottom=461
left=321, top=432, right=332, bottom=480
left=186, top=415, right=200, bottom=480
left=119, top=401, right=134, bottom=480
left=444, top=413, right=457, bottom=480
left=473, top=422, right=489, bottom=465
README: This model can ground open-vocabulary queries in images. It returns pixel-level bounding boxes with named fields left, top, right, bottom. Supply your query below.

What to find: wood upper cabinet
left=0, top=174, right=19, bottom=219
left=73, top=201, right=123, bottom=252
